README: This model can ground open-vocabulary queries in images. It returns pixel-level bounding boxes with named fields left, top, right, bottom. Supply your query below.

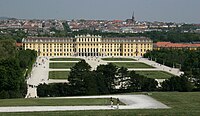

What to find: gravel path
left=0, top=95, right=169, bottom=112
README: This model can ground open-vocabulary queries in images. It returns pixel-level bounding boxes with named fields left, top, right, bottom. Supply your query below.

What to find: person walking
left=116, top=98, right=119, bottom=109
left=110, top=97, right=113, bottom=108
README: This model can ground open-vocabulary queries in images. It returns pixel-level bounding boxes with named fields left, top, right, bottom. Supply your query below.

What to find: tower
left=132, top=11, right=135, bottom=22
left=132, top=11, right=135, bottom=24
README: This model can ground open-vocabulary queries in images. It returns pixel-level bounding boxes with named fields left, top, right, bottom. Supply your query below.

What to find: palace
left=22, top=34, right=153, bottom=57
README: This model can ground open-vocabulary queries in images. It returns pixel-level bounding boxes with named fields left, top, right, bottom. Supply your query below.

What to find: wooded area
left=144, top=49, right=200, bottom=90
left=0, top=40, right=37, bottom=98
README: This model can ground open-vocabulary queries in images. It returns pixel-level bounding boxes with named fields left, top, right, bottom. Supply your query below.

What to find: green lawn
left=49, top=62, right=76, bottom=69
left=0, top=98, right=124, bottom=107
left=111, top=62, right=154, bottom=68
left=1, top=92, right=200, bottom=116
left=49, top=71, right=70, bottom=79
left=102, top=58, right=136, bottom=61
left=50, top=58, right=82, bottom=61
left=135, top=71, right=174, bottom=79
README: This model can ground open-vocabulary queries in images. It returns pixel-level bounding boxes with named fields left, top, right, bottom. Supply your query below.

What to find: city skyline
left=0, top=0, right=200, bottom=23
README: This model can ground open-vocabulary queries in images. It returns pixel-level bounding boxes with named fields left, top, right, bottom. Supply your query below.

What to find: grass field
left=49, top=71, right=70, bottom=79
left=111, top=62, right=154, bottom=68
left=135, top=71, right=174, bottom=79
left=0, top=98, right=124, bottom=107
left=49, top=62, right=76, bottom=69
left=1, top=92, right=200, bottom=116
left=102, top=58, right=136, bottom=61
left=50, top=58, right=82, bottom=61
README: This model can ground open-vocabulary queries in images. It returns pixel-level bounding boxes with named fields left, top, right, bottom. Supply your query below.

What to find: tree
left=142, top=78, right=158, bottom=91
left=117, top=67, right=129, bottom=89
left=127, top=71, right=158, bottom=92
left=94, top=71, right=109, bottom=94
left=37, top=83, right=69, bottom=97
left=37, top=83, right=52, bottom=97
left=0, top=58, right=25, bottom=98
left=96, top=63, right=118, bottom=93
left=0, top=90, right=9, bottom=99
left=18, top=49, right=37, bottom=69
left=161, top=75, right=193, bottom=92
left=0, top=40, right=16, bottom=60
left=84, top=71, right=99, bottom=95
left=68, top=60, right=91, bottom=95
left=0, top=39, right=37, bottom=99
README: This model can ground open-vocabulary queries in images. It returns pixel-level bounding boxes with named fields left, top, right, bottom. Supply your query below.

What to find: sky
left=0, top=0, right=199, bottom=23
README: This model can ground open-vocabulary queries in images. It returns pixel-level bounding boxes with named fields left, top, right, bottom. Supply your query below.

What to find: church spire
left=132, top=11, right=135, bottom=22
left=132, top=11, right=135, bottom=24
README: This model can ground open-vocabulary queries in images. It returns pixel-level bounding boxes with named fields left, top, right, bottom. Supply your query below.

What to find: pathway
left=0, top=95, right=169, bottom=112
left=137, top=58, right=184, bottom=76
left=84, top=57, right=107, bottom=70
left=26, top=57, right=49, bottom=98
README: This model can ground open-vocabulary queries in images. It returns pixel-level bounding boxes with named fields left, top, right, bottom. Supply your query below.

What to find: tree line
left=0, top=29, right=26, bottom=42
left=37, top=60, right=193, bottom=97
left=144, top=49, right=200, bottom=91
left=0, top=40, right=37, bottom=99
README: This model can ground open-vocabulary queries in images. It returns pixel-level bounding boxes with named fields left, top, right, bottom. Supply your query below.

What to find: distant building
left=22, top=34, right=153, bottom=57
left=154, top=42, right=200, bottom=50
left=126, top=11, right=136, bottom=25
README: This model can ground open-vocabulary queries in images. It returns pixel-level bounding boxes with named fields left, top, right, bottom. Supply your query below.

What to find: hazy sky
left=0, top=0, right=199, bottom=23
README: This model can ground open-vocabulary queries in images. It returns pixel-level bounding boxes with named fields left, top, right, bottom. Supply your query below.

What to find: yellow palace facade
left=22, top=34, right=153, bottom=57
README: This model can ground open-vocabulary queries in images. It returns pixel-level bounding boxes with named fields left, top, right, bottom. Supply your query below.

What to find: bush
left=161, top=75, right=193, bottom=92
left=0, top=90, right=9, bottom=99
